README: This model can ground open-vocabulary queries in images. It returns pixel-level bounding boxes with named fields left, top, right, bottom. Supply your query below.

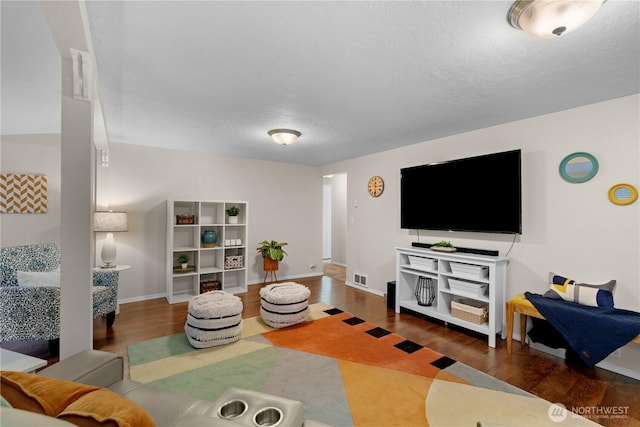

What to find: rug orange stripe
left=262, top=311, right=443, bottom=378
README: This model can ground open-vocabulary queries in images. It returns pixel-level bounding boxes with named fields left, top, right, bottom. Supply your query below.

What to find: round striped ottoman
left=185, top=291, right=243, bottom=348
left=260, top=282, right=310, bottom=328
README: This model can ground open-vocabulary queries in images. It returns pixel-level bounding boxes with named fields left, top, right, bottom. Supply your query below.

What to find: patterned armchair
left=0, top=243, right=119, bottom=349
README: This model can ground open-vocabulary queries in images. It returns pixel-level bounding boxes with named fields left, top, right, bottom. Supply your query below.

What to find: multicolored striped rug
left=128, top=303, right=597, bottom=426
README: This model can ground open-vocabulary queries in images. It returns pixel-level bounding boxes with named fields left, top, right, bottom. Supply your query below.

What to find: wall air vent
left=353, top=273, right=368, bottom=287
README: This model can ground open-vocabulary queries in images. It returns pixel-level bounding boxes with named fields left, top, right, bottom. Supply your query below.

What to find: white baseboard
left=118, top=293, right=165, bottom=305
left=345, top=281, right=384, bottom=296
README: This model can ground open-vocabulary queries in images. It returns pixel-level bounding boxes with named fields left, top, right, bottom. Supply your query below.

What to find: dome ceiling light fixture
left=268, top=128, right=302, bottom=145
left=508, top=0, right=607, bottom=38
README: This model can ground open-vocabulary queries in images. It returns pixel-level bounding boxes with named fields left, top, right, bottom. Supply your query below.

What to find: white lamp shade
left=94, top=211, right=128, bottom=232
left=509, top=0, right=605, bottom=38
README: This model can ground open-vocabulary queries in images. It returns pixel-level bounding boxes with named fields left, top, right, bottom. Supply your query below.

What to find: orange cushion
left=0, top=371, right=154, bottom=427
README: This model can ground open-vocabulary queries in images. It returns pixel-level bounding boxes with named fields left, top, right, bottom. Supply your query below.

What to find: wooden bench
left=506, top=293, right=640, bottom=354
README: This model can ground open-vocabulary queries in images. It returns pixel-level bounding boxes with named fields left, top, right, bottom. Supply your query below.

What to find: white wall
left=321, top=94, right=639, bottom=376
left=0, top=133, right=61, bottom=246
left=96, top=142, right=324, bottom=301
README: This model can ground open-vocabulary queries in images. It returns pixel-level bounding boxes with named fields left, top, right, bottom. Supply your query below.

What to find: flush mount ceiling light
left=268, top=129, right=301, bottom=145
left=508, top=0, right=606, bottom=38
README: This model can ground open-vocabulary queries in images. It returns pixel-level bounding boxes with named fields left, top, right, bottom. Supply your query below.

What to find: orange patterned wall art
left=0, top=173, right=48, bottom=214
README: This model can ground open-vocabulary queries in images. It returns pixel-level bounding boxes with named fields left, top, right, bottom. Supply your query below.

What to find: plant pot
left=263, top=257, right=279, bottom=272
left=228, top=216, right=238, bottom=224
left=181, top=263, right=188, bottom=269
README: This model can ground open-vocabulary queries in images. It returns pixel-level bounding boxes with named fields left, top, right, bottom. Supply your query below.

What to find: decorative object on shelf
left=94, top=210, right=128, bottom=268
left=177, top=254, right=190, bottom=269
left=415, top=276, right=436, bottom=306
left=508, top=0, right=606, bottom=38
left=431, top=240, right=457, bottom=253
left=201, top=229, right=218, bottom=248
left=224, top=255, right=244, bottom=270
left=367, top=175, right=384, bottom=197
left=268, top=128, right=301, bottom=145
left=200, top=280, right=221, bottom=293
left=0, top=173, right=48, bottom=214
left=559, top=152, right=599, bottom=183
left=608, top=183, right=638, bottom=206
left=176, top=214, right=195, bottom=224
left=257, top=240, right=288, bottom=284
left=226, top=206, right=240, bottom=224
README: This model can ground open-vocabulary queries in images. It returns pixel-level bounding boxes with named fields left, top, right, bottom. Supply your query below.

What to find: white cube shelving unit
left=166, top=199, right=248, bottom=304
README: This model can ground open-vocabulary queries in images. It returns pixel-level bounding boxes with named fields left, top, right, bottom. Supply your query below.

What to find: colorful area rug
left=128, top=303, right=597, bottom=426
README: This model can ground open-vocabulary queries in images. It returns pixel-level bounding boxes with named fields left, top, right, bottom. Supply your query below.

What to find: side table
left=93, top=265, right=131, bottom=317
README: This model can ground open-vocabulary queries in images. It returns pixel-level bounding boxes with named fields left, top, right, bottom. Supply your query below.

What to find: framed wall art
left=0, top=173, right=48, bottom=214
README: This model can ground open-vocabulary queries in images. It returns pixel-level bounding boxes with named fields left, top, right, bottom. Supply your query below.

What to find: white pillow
left=17, top=270, right=60, bottom=287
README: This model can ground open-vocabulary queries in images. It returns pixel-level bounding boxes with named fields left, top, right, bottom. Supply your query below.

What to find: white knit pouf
left=185, top=291, right=243, bottom=348
left=260, top=282, right=310, bottom=329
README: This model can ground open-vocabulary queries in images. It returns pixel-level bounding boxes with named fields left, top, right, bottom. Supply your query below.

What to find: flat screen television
left=400, top=149, right=522, bottom=234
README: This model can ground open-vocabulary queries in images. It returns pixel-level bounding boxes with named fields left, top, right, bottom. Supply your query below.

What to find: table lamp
left=94, top=211, right=128, bottom=268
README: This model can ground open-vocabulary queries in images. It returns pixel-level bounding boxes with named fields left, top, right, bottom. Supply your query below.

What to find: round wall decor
left=559, top=152, right=599, bottom=183
left=608, top=183, right=638, bottom=205
left=367, top=175, right=384, bottom=197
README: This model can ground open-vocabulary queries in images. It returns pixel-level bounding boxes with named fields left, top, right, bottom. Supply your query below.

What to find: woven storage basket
left=224, top=255, right=244, bottom=269
left=176, top=214, right=195, bottom=224
left=451, top=298, right=488, bottom=324
left=200, top=280, right=221, bottom=293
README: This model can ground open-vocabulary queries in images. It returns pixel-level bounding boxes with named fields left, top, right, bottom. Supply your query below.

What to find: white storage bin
left=450, top=262, right=489, bottom=279
left=408, top=256, right=437, bottom=270
left=448, top=277, right=488, bottom=297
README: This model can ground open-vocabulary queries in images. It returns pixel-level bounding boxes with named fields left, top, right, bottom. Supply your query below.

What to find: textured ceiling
left=2, top=1, right=639, bottom=166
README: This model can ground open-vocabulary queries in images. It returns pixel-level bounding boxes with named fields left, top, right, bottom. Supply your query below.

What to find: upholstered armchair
left=0, top=243, right=119, bottom=350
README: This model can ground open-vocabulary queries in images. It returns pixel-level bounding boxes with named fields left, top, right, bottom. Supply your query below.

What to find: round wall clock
left=367, top=176, right=384, bottom=197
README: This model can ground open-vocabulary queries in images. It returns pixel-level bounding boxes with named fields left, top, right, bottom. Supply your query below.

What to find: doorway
left=322, top=173, right=347, bottom=266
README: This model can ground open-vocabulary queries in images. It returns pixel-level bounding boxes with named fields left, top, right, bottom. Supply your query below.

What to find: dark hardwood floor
left=4, top=265, right=639, bottom=426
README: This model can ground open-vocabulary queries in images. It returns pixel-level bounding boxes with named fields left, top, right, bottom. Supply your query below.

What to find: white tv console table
left=395, top=246, right=508, bottom=348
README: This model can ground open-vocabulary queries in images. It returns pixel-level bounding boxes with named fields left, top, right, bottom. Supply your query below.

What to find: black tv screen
left=400, top=149, right=522, bottom=234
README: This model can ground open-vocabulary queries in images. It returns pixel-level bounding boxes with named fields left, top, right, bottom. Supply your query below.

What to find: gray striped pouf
left=185, top=291, right=243, bottom=348
left=260, top=282, right=310, bottom=328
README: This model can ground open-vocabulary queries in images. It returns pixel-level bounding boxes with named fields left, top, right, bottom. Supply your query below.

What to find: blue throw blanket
left=525, top=292, right=640, bottom=367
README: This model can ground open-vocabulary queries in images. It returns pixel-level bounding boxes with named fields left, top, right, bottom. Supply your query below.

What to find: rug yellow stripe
left=308, top=302, right=333, bottom=319
left=240, top=302, right=331, bottom=338
left=427, top=379, right=598, bottom=426
left=130, top=339, right=271, bottom=383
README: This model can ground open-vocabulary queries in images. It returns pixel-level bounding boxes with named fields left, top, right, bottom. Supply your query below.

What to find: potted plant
left=257, top=240, right=288, bottom=272
left=431, top=240, right=456, bottom=253
left=226, top=206, right=240, bottom=224
left=177, top=254, right=190, bottom=269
